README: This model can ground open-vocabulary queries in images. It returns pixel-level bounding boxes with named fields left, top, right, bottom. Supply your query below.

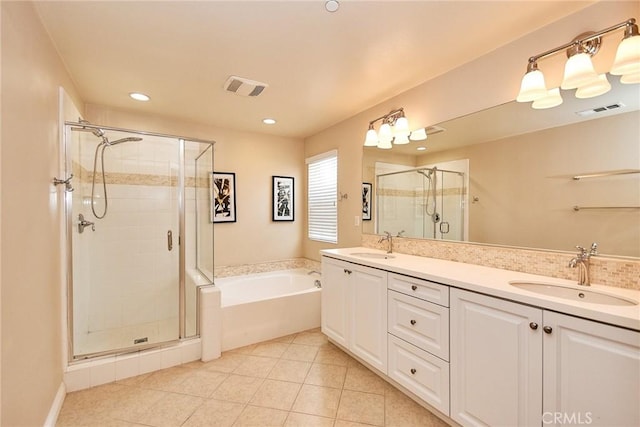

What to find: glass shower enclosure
left=376, top=166, right=466, bottom=240
left=64, top=121, right=214, bottom=360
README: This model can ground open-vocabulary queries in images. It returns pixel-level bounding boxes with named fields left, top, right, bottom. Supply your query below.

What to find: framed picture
left=362, top=182, right=372, bottom=221
left=272, top=176, right=294, bottom=221
left=211, top=172, right=236, bottom=223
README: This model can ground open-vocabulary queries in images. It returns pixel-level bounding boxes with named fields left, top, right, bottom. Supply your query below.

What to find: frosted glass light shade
left=620, top=72, right=640, bottom=84
left=393, top=134, right=410, bottom=145
left=575, top=74, right=611, bottom=98
left=610, top=35, right=640, bottom=76
left=516, top=69, right=548, bottom=102
left=377, top=138, right=393, bottom=149
left=378, top=123, right=393, bottom=144
left=410, top=128, right=427, bottom=141
left=532, top=88, right=563, bottom=109
left=393, top=116, right=410, bottom=137
left=561, top=53, right=599, bottom=89
left=364, top=128, right=378, bottom=146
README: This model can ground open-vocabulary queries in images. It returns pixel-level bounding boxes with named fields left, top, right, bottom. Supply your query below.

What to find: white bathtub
left=216, top=269, right=321, bottom=351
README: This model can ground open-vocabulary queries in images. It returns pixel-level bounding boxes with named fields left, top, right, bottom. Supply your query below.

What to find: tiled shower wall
left=362, top=234, right=640, bottom=290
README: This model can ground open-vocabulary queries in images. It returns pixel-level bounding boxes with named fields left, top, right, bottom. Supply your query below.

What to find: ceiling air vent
left=223, top=76, right=268, bottom=97
left=575, top=102, right=626, bottom=117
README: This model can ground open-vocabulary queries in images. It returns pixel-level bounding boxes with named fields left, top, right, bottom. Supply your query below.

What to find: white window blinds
left=306, top=150, right=338, bottom=243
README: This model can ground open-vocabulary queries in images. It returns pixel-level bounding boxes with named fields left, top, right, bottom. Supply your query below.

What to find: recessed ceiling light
left=129, top=92, right=150, bottom=102
left=416, top=146, right=427, bottom=151
left=325, top=0, right=339, bottom=12
left=263, top=118, right=276, bottom=125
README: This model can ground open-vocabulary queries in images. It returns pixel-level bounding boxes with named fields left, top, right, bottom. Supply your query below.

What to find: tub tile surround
left=214, top=258, right=321, bottom=279
left=57, top=329, right=449, bottom=427
left=362, top=234, right=640, bottom=290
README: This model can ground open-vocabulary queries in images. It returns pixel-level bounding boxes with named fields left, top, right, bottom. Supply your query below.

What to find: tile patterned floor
left=57, top=329, right=450, bottom=426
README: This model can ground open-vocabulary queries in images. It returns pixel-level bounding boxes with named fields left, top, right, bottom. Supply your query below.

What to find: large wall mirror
left=362, top=79, right=640, bottom=258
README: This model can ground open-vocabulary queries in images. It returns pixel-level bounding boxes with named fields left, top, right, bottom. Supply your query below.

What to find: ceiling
left=34, top=1, right=594, bottom=139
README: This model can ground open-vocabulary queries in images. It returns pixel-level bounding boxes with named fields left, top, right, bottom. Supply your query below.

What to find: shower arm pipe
left=67, top=121, right=216, bottom=146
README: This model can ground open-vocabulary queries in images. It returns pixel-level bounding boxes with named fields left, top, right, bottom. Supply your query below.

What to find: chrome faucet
left=568, top=243, right=598, bottom=286
left=379, top=231, right=393, bottom=254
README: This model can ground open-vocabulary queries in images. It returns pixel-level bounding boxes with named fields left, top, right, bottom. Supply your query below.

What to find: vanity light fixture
left=364, top=108, right=425, bottom=148
left=516, top=18, right=640, bottom=109
left=129, top=92, right=150, bottom=102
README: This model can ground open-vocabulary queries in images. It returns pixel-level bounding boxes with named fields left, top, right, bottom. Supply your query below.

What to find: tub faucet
left=568, top=243, right=598, bottom=286
left=379, top=231, right=393, bottom=254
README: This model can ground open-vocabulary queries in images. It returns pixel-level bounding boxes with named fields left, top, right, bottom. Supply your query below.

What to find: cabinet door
left=350, top=264, right=388, bottom=374
left=321, top=257, right=350, bottom=347
left=543, top=311, right=640, bottom=427
left=450, top=288, right=543, bottom=427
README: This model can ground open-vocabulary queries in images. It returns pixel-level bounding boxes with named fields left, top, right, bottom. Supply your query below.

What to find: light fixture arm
left=527, top=18, right=636, bottom=64
left=368, top=108, right=405, bottom=127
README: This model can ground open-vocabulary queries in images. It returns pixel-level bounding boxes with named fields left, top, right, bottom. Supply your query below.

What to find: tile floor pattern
left=57, top=329, right=450, bottom=427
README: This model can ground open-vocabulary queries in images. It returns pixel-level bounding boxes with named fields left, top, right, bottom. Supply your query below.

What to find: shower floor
left=74, top=316, right=179, bottom=357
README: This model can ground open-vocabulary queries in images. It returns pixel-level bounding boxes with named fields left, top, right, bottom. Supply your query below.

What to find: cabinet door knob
left=410, top=368, right=417, bottom=375
left=411, top=285, right=417, bottom=291
left=410, top=319, right=417, bottom=326
left=543, top=326, right=553, bottom=334
left=529, top=322, right=538, bottom=330
left=343, top=269, right=352, bottom=275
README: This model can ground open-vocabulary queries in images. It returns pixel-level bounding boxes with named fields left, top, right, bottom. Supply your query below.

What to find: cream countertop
left=321, top=247, right=640, bottom=332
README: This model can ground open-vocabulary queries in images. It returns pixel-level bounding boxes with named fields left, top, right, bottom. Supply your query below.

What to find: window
left=306, top=150, right=338, bottom=243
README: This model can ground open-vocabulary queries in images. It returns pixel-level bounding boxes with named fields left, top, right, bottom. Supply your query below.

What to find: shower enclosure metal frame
left=63, top=121, right=215, bottom=361
left=375, top=166, right=466, bottom=240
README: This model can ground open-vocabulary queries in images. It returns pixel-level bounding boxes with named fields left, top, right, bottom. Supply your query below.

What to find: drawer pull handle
left=529, top=322, right=538, bottom=330
left=543, top=326, right=553, bottom=334
left=410, top=368, right=417, bottom=375
left=410, top=319, right=417, bottom=326
left=411, top=285, right=417, bottom=291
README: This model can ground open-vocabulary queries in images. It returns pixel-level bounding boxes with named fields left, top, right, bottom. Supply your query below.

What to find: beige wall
left=303, top=0, right=639, bottom=261
left=85, top=105, right=306, bottom=267
left=1, top=2, right=83, bottom=425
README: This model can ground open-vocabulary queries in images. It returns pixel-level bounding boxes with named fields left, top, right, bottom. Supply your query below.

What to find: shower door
left=67, top=124, right=181, bottom=358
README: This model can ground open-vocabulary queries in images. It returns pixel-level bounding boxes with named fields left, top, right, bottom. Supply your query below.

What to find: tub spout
left=307, top=270, right=321, bottom=276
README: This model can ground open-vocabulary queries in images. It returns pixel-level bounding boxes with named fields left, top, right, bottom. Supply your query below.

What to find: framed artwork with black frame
left=211, top=172, right=236, bottom=223
left=272, top=175, right=294, bottom=221
left=362, top=182, right=372, bottom=221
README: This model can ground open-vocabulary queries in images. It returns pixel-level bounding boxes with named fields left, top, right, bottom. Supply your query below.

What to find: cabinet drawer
left=388, top=290, right=449, bottom=361
left=388, top=334, right=450, bottom=416
left=388, top=273, right=449, bottom=307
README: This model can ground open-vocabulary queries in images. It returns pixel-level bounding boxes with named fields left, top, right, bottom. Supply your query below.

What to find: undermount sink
left=350, top=252, right=395, bottom=260
left=509, top=281, right=638, bottom=306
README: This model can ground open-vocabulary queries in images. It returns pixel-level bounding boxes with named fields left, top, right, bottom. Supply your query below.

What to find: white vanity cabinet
left=387, top=273, right=451, bottom=415
left=321, top=256, right=388, bottom=373
left=451, top=288, right=640, bottom=427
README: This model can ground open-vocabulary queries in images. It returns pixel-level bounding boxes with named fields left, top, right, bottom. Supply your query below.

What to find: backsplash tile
left=362, top=235, right=639, bottom=290
left=214, top=258, right=321, bottom=279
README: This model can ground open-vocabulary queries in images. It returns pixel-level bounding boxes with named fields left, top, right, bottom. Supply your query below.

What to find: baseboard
left=44, top=381, right=66, bottom=427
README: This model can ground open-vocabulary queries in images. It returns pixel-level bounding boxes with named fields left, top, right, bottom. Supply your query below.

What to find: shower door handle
left=167, top=230, right=173, bottom=251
